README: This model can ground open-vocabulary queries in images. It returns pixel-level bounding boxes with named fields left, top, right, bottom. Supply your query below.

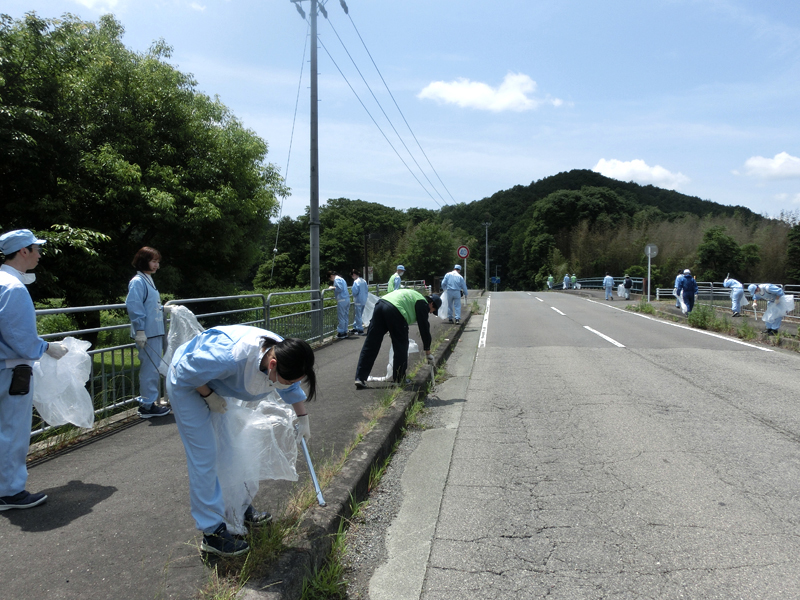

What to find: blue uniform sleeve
left=0, top=284, right=48, bottom=360
left=335, top=277, right=349, bottom=300
left=173, top=341, right=240, bottom=389
left=461, top=276, right=468, bottom=294
left=125, top=276, right=148, bottom=333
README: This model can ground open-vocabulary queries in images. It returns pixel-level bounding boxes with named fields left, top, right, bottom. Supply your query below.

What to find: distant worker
left=723, top=277, right=745, bottom=317
left=676, top=268, right=698, bottom=314
left=571, top=274, right=577, bottom=289
left=547, top=274, right=554, bottom=289
left=441, top=264, right=469, bottom=324
left=603, top=272, right=614, bottom=300
left=623, top=274, right=633, bottom=300
left=674, top=270, right=685, bottom=308
left=125, top=246, right=172, bottom=419
left=354, top=289, right=441, bottom=389
left=563, top=274, right=570, bottom=290
left=0, top=229, right=68, bottom=511
left=327, top=270, right=351, bottom=339
left=350, top=269, right=368, bottom=336
left=748, top=283, right=787, bottom=335
left=387, top=265, right=405, bottom=292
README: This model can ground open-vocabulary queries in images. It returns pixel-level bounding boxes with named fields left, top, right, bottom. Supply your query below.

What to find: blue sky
left=5, top=0, right=800, bottom=219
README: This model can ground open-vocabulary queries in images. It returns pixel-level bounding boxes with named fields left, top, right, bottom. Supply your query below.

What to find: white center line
left=535, top=297, right=543, bottom=302
left=478, top=297, right=491, bottom=349
left=584, top=326, right=626, bottom=347
left=551, top=307, right=566, bottom=316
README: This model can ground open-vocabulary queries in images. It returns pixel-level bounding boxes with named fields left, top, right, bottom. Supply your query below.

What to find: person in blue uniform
left=441, top=265, right=468, bottom=323
left=125, top=247, right=172, bottom=418
left=748, top=283, right=786, bottom=335
left=603, top=272, right=614, bottom=300
left=327, top=270, right=351, bottom=339
left=350, top=269, right=368, bottom=335
left=167, top=325, right=316, bottom=557
left=723, top=277, right=745, bottom=317
left=676, top=269, right=698, bottom=314
left=674, top=270, right=685, bottom=308
left=562, top=274, right=570, bottom=289
left=0, top=229, right=68, bottom=511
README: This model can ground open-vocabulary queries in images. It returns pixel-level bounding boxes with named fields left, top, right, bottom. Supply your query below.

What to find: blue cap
left=0, top=229, right=46, bottom=255
left=454, top=264, right=461, bottom=270
left=748, top=284, right=757, bottom=297
left=397, top=265, right=405, bottom=271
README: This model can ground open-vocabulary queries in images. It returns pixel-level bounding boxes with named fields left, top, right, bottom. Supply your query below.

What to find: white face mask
left=268, top=368, right=294, bottom=390
left=19, top=272, right=36, bottom=285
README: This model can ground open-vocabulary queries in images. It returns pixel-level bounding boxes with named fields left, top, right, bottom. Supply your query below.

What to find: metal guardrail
left=31, top=281, right=434, bottom=437
left=554, top=277, right=644, bottom=293
left=655, top=282, right=799, bottom=320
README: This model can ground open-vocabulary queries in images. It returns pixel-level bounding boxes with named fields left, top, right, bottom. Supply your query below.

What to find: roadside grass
left=626, top=298, right=655, bottom=314
left=470, top=300, right=481, bottom=314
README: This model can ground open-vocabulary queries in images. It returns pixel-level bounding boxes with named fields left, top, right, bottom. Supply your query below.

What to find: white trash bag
left=762, top=294, right=795, bottom=323
left=211, top=391, right=298, bottom=535
left=438, top=289, right=454, bottom=321
left=160, top=305, right=205, bottom=376
left=33, top=337, right=94, bottom=429
left=368, top=339, right=420, bottom=382
left=679, top=291, right=688, bottom=315
left=361, top=293, right=380, bottom=329
left=617, top=284, right=625, bottom=297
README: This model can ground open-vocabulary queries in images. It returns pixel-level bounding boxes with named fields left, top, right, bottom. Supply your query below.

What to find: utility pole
left=483, top=222, right=490, bottom=291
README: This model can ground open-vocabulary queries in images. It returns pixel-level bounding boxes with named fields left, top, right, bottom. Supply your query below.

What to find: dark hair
left=3, top=244, right=34, bottom=261
left=263, top=337, right=317, bottom=401
left=327, top=270, right=339, bottom=279
left=351, top=269, right=361, bottom=277
left=132, top=247, right=162, bottom=271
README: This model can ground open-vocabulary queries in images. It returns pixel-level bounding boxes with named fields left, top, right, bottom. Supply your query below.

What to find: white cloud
left=190, top=2, right=206, bottom=11
left=417, top=73, right=562, bottom=112
left=741, top=152, right=800, bottom=179
left=73, top=0, right=120, bottom=9
left=593, top=158, right=690, bottom=190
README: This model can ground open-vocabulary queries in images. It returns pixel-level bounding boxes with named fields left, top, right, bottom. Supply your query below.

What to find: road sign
left=490, top=276, right=500, bottom=284
left=457, top=245, right=470, bottom=259
left=645, top=244, right=658, bottom=258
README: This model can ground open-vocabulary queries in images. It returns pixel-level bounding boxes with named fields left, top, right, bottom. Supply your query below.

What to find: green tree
left=396, top=220, right=457, bottom=285
left=787, top=224, right=800, bottom=284
left=696, top=226, right=749, bottom=281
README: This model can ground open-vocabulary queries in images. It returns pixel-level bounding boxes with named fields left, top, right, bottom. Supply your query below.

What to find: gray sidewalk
left=0, top=305, right=472, bottom=600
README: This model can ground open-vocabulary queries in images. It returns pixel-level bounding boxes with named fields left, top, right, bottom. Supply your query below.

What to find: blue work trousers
left=352, top=304, right=365, bottom=332
left=0, top=368, right=33, bottom=497
left=336, top=299, right=350, bottom=334
left=446, top=290, right=461, bottom=320
left=604, top=285, right=613, bottom=300
left=731, top=288, right=744, bottom=313
left=137, top=335, right=164, bottom=406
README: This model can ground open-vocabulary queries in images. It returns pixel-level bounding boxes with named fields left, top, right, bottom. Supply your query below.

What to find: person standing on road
left=724, top=277, right=745, bottom=317
left=350, top=269, right=368, bottom=336
left=674, top=270, right=685, bottom=308
left=603, top=272, right=614, bottom=300
left=547, top=274, right=554, bottom=289
left=441, top=264, right=468, bottom=324
left=563, top=274, right=570, bottom=289
left=387, top=265, right=405, bottom=292
left=571, top=273, right=577, bottom=289
left=0, top=229, right=69, bottom=511
left=167, top=325, right=316, bottom=557
left=748, top=283, right=787, bottom=335
left=676, top=268, right=698, bottom=314
left=327, top=270, right=351, bottom=339
left=125, top=247, right=172, bottom=419
left=354, top=289, right=441, bottom=389
left=623, top=274, right=633, bottom=300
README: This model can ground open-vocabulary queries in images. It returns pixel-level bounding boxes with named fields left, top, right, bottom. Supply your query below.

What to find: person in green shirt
left=354, top=288, right=441, bottom=388
left=387, top=265, right=404, bottom=292
left=547, top=274, right=554, bottom=289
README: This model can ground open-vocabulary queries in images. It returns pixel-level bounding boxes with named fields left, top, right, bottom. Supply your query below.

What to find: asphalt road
left=0, top=309, right=457, bottom=600
left=370, top=291, right=800, bottom=599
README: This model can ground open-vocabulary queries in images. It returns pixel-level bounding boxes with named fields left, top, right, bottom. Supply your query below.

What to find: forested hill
left=440, top=169, right=760, bottom=232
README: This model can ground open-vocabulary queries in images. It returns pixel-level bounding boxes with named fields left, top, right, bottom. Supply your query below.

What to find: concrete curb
left=241, top=312, right=473, bottom=600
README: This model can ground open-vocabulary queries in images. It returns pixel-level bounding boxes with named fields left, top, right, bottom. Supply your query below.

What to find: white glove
left=45, top=342, right=68, bottom=360
left=134, top=331, right=147, bottom=349
left=295, top=414, right=311, bottom=443
left=427, top=354, right=435, bottom=365
left=202, top=391, right=227, bottom=414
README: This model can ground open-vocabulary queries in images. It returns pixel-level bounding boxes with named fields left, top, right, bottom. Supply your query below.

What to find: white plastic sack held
left=762, top=294, right=795, bottom=323
left=361, top=293, right=380, bottom=329
left=367, top=339, right=420, bottom=382
left=211, top=391, right=298, bottom=535
left=617, top=284, right=625, bottom=297
left=679, top=291, right=688, bottom=315
left=33, top=337, right=94, bottom=429
left=438, top=289, right=454, bottom=321
left=160, top=305, right=205, bottom=375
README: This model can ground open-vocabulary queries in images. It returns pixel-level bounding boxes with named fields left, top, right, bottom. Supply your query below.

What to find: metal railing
left=655, top=282, right=799, bottom=320
left=554, top=277, right=644, bottom=294
left=32, top=282, right=426, bottom=437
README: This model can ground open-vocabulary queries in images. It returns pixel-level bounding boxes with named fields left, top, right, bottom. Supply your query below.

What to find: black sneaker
left=354, top=330, right=365, bottom=336
left=455, top=318, right=460, bottom=324
left=201, top=523, right=250, bottom=557
left=138, top=403, right=171, bottom=419
left=336, top=332, right=348, bottom=339
left=354, top=378, right=367, bottom=390
left=0, top=490, right=48, bottom=511
left=732, top=312, right=741, bottom=317
left=244, top=505, right=273, bottom=527
left=448, top=319, right=454, bottom=324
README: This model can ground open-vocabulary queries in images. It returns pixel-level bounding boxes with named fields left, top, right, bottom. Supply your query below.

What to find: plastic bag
left=438, top=290, right=453, bottom=320
left=679, top=291, right=688, bottom=315
left=762, top=294, right=795, bottom=323
left=160, top=305, right=205, bottom=376
left=575, top=283, right=581, bottom=289
left=367, top=339, right=419, bottom=382
left=33, top=337, right=94, bottom=429
left=617, top=284, right=625, bottom=297
left=361, top=293, right=380, bottom=329
left=211, top=391, right=298, bottom=535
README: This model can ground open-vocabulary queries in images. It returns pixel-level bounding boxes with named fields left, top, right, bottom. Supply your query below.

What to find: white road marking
left=535, top=297, right=543, bottom=302
left=584, top=326, right=626, bottom=347
left=478, top=297, right=491, bottom=349
left=551, top=307, right=566, bottom=316
left=584, top=298, right=774, bottom=352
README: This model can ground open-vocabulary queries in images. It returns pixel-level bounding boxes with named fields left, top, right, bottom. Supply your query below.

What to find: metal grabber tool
left=296, top=423, right=326, bottom=507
